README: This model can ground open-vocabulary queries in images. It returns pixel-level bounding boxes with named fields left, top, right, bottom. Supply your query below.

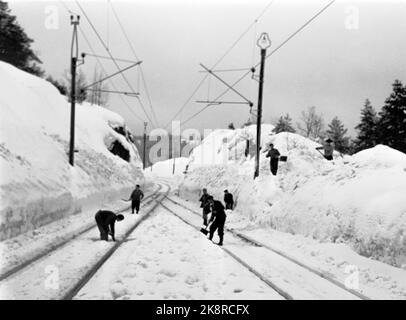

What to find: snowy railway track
left=162, top=195, right=371, bottom=300
left=159, top=201, right=293, bottom=300
left=0, top=185, right=163, bottom=286
left=62, top=184, right=170, bottom=300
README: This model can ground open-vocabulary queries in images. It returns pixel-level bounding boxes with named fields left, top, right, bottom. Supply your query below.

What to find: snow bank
left=178, top=126, right=406, bottom=267
left=0, top=62, right=144, bottom=240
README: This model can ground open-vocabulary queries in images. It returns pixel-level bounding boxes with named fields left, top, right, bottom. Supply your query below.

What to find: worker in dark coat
left=199, top=188, right=211, bottom=226
left=95, top=210, right=124, bottom=241
left=265, top=143, right=280, bottom=176
left=224, top=190, right=234, bottom=210
left=316, top=138, right=334, bottom=161
left=126, top=185, right=144, bottom=214
left=207, top=196, right=227, bottom=246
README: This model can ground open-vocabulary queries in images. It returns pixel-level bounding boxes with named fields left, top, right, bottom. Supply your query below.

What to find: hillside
left=0, top=62, right=144, bottom=240
left=176, top=126, right=406, bottom=268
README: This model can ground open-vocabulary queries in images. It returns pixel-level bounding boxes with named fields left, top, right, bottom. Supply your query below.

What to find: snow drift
left=0, top=62, right=144, bottom=240
left=177, top=126, right=406, bottom=267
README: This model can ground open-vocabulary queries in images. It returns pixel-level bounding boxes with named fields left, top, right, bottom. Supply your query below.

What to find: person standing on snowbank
left=95, top=210, right=124, bottom=241
left=224, top=190, right=234, bottom=210
left=125, top=185, right=144, bottom=214
left=199, top=188, right=211, bottom=226
left=265, top=143, right=280, bottom=176
left=207, top=196, right=227, bottom=246
left=316, top=138, right=334, bottom=161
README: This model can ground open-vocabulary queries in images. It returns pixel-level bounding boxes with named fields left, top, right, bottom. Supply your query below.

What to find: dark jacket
left=95, top=210, right=117, bottom=238
left=316, top=144, right=334, bottom=157
left=130, top=189, right=144, bottom=201
left=266, top=148, right=280, bottom=159
left=209, top=200, right=226, bottom=222
left=224, top=193, right=234, bottom=205
left=199, top=193, right=210, bottom=208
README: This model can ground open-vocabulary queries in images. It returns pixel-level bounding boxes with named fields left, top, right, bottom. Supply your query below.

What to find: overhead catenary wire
left=74, top=0, right=158, bottom=128
left=60, top=0, right=147, bottom=124
left=163, top=0, right=276, bottom=129
left=179, top=0, right=337, bottom=127
left=78, top=24, right=146, bottom=123
left=108, top=1, right=160, bottom=128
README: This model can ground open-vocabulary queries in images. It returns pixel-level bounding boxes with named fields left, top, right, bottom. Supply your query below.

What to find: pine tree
left=0, top=1, right=43, bottom=76
left=46, top=75, right=68, bottom=96
left=228, top=122, right=235, bottom=130
left=273, top=113, right=296, bottom=134
left=326, top=116, right=350, bottom=153
left=378, top=80, right=406, bottom=153
left=354, top=99, right=379, bottom=151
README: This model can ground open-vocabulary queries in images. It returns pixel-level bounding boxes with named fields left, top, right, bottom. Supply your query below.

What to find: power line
left=179, top=0, right=337, bottom=127
left=164, top=0, right=276, bottom=129
left=109, top=1, right=160, bottom=128
left=74, top=0, right=158, bottom=128
left=60, top=0, right=146, bottom=124
left=78, top=25, right=146, bottom=123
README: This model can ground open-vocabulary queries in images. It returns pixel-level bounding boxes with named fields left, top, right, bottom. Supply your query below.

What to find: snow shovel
left=200, top=225, right=209, bottom=235
left=315, top=148, right=325, bottom=159
left=200, top=221, right=212, bottom=235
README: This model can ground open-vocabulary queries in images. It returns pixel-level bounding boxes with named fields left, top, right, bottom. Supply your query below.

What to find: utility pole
left=143, top=122, right=147, bottom=169
left=254, top=33, right=271, bottom=179
left=69, top=15, right=80, bottom=166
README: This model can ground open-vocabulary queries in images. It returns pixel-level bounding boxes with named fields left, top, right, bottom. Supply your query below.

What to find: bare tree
left=64, top=69, right=87, bottom=103
left=87, top=67, right=109, bottom=107
left=296, top=106, right=325, bottom=140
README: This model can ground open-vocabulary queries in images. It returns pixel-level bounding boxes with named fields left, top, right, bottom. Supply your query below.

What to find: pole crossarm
left=199, top=63, right=253, bottom=105
left=84, top=89, right=140, bottom=97
left=196, top=100, right=252, bottom=106
left=82, top=61, right=142, bottom=91
left=82, top=52, right=138, bottom=64
left=199, top=67, right=252, bottom=73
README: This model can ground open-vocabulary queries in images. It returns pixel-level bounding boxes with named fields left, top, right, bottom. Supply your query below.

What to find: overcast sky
left=8, top=0, right=406, bottom=136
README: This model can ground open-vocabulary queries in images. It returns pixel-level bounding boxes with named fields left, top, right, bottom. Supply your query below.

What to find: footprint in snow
left=110, top=282, right=128, bottom=300
left=233, top=288, right=243, bottom=293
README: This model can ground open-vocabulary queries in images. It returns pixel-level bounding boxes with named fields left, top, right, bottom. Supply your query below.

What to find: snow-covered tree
left=273, top=113, right=296, bottom=134
left=297, top=106, right=325, bottom=140
left=64, top=69, right=88, bottom=103
left=46, top=75, right=67, bottom=96
left=327, top=116, right=350, bottom=153
left=378, top=80, right=406, bottom=153
left=354, top=99, right=379, bottom=152
left=0, top=1, right=43, bottom=76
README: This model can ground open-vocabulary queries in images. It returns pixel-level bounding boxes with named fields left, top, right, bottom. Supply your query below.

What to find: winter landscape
left=0, top=0, right=406, bottom=301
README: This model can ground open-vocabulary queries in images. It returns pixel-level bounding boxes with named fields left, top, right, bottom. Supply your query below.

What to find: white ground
left=0, top=62, right=144, bottom=240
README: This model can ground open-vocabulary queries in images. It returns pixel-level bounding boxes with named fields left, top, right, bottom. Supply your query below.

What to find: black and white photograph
left=0, top=0, right=406, bottom=304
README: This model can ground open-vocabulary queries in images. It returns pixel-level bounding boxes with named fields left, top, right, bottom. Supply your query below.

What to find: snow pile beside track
left=0, top=62, right=144, bottom=240
left=177, top=127, right=406, bottom=267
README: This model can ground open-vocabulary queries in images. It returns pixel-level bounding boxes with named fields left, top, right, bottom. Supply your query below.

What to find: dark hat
left=224, top=189, right=228, bottom=193
left=325, top=138, right=333, bottom=143
left=136, top=184, right=140, bottom=187
left=116, top=214, right=124, bottom=221
left=207, top=195, right=214, bottom=201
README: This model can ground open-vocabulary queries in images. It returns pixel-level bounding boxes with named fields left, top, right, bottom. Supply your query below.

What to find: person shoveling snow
left=94, top=210, right=124, bottom=241
left=265, top=143, right=281, bottom=176
left=204, top=196, right=227, bottom=246
left=316, top=138, right=334, bottom=161
left=199, top=188, right=212, bottom=226
left=123, top=185, right=144, bottom=214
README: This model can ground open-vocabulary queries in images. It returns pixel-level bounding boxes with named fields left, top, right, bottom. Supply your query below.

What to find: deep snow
left=175, top=126, right=406, bottom=268
left=0, top=62, right=144, bottom=240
